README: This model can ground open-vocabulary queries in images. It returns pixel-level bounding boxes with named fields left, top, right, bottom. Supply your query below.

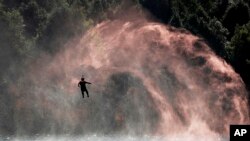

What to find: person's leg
left=85, top=89, right=89, bottom=97
left=81, top=90, right=84, bottom=98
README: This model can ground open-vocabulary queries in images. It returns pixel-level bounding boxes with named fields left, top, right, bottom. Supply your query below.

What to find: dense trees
left=230, top=22, right=250, bottom=87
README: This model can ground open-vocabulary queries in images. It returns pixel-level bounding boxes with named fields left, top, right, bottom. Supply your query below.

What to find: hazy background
left=0, top=0, right=250, bottom=140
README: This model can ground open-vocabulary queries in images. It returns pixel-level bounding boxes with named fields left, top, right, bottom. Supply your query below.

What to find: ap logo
left=230, top=125, right=250, bottom=141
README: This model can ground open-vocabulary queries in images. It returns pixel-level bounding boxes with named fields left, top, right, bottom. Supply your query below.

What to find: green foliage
left=0, top=6, right=35, bottom=63
left=228, top=22, right=250, bottom=84
left=19, top=0, right=48, bottom=37
left=222, top=0, right=250, bottom=37
left=230, top=22, right=250, bottom=63
left=0, top=0, right=127, bottom=55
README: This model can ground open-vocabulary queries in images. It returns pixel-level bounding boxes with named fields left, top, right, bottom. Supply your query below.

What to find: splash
left=10, top=18, right=249, bottom=140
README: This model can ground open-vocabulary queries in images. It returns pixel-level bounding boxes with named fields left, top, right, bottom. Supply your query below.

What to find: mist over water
left=7, top=17, right=249, bottom=141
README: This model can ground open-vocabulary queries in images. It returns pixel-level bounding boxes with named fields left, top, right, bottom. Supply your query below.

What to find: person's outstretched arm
left=85, top=81, right=91, bottom=84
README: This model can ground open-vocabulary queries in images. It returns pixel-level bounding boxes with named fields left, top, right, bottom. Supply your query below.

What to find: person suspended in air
left=78, top=77, right=91, bottom=98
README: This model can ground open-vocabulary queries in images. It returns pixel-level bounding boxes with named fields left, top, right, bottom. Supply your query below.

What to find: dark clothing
left=78, top=80, right=91, bottom=98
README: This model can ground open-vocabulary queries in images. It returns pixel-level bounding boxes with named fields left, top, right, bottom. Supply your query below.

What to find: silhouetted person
left=78, top=77, right=91, bottom=98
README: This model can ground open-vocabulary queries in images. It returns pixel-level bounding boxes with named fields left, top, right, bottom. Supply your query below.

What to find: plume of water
left=10, top=18, right=249, bottom=141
